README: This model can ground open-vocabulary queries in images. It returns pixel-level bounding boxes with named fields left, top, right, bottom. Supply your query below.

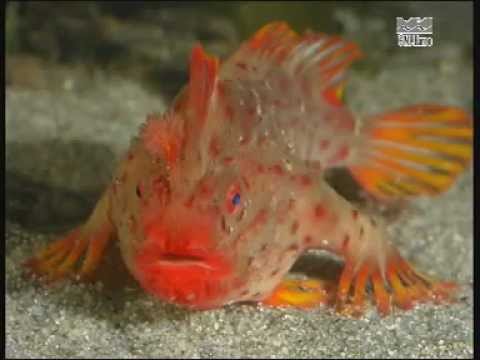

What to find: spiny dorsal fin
left=188, top=44, right=220, bottom=124
left=221, top=21, right=362, bottom=98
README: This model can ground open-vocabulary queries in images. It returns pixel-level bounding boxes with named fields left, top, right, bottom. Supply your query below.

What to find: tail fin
left=348, top=104, right=473, bottom=200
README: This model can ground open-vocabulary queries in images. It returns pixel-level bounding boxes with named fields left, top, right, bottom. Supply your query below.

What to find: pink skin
left=23, top=23, right=463, bottom=315
left=129, top=139, right=391, bottom=310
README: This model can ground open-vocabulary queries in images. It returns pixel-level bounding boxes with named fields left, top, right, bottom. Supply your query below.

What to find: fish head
left=134, top=153, right=280, bottom=308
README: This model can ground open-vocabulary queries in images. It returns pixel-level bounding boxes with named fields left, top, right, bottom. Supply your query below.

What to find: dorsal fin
left=215, top=22, right=361, bottom=167
left=221, top=21, right=362, bottom=95
left=248, top=21, right=299, bottom=55
left=188, top=44, right=220, bottom=124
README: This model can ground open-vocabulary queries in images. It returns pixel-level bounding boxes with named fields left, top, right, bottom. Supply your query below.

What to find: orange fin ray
left=349, top=104, right=473, bottom=200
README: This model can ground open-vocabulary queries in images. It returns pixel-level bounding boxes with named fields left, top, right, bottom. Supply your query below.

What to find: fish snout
left=134, top=209, right=233, bottom=308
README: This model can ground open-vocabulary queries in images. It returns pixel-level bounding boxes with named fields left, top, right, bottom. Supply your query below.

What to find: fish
left=24, top=22, right=472, bottom=316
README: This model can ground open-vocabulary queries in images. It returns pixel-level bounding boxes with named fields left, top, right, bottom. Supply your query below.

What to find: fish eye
left=232, top=193, right=241, bottom=206
left=226, top=184, right=242, bottom=214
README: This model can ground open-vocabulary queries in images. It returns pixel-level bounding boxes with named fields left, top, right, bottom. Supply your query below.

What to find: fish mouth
left=134, top=228, right=234, bottom=308
left=155, top=252, right=214, bottom=270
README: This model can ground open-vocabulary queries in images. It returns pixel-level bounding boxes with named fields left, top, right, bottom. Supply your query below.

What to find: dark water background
left=6, top=1, right=472, bottom=98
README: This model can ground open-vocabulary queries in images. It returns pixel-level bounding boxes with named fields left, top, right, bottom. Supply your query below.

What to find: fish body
left=25, top=22, right=472, bottom=315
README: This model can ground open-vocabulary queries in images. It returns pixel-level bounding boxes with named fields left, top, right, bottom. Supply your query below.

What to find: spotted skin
left=24, top=22, right=470, bottom=316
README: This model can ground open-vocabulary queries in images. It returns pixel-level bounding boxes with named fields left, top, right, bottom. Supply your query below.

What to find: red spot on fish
left=342, top=234, right=350, bottom=252
left=271, top=164, right=284, bottom=176
left=307, top=161, right=323, bottom=171
left=319, top=140, right=330, bottom=150
left=314, top=204, right=327, bottom=219
left=217, top=81, right=226, bottom=98
left=288, top=199, right=296, bottom=211
left=112, top=182, right=118, bottom=195
left=298, top=174, right=312, bottom=187
left=174, top=101, right=182, bottom=112
left=275, top=48, right=289, bottom=64
left=257, top=134, right=268, bottom=146
left=184, top=194, right=195, bottom=208
left=271, top=268, right=280, bottom=277
left=200, top=182, right=212, bottom=196
left=287, top=244, right=299, bottom=252
left=240, top=289, right=249, bottom=296
left=253, top=209, right=268, bottom=227
left=339, top=118, right=355, bottom=131
left=304, top=235, right=313, bottom=245
left=236, top=62, right=248, bottom=70
left=128, top=215, right=136, bottom=231
left=278, top=76, right=290, bottom=92
left=127, top=152, right=134, bottom=161
left=220, top=216, right=228, bottom=234
left=209, top=137, right=221, bottom=157
left=225, top=104, right=234, bottom=120
left=290, top=221, right=299, bottom=235
left=135, top=183, right=142, bottom=198
left=257, top=164, right=265, bottom=173
left=247, top=107, right=255, bottom=117
left=352, top=209, right=358, bottom=220
left=235, top=208, right=268, bottom=247
left=328, top=145, right=349, bottom=166
left=223, top=157, right=234, bottom=165
left=300, top=78, right=312, bottom=98
left=242, top=176, right=251, bottom=190
left=236, top=208, right=246, bottom=222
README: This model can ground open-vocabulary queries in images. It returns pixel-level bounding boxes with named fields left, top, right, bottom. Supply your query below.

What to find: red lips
left=135, top=212, right=233, bottom=309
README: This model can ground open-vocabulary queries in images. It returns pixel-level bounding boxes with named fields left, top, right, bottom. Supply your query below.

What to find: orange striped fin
left=188, top=44, right=220, bottom=124
left=348, top=104, right=473, bottom=200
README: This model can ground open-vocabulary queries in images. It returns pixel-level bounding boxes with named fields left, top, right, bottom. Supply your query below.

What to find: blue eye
left=232, top=193, right=241, bottom=206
